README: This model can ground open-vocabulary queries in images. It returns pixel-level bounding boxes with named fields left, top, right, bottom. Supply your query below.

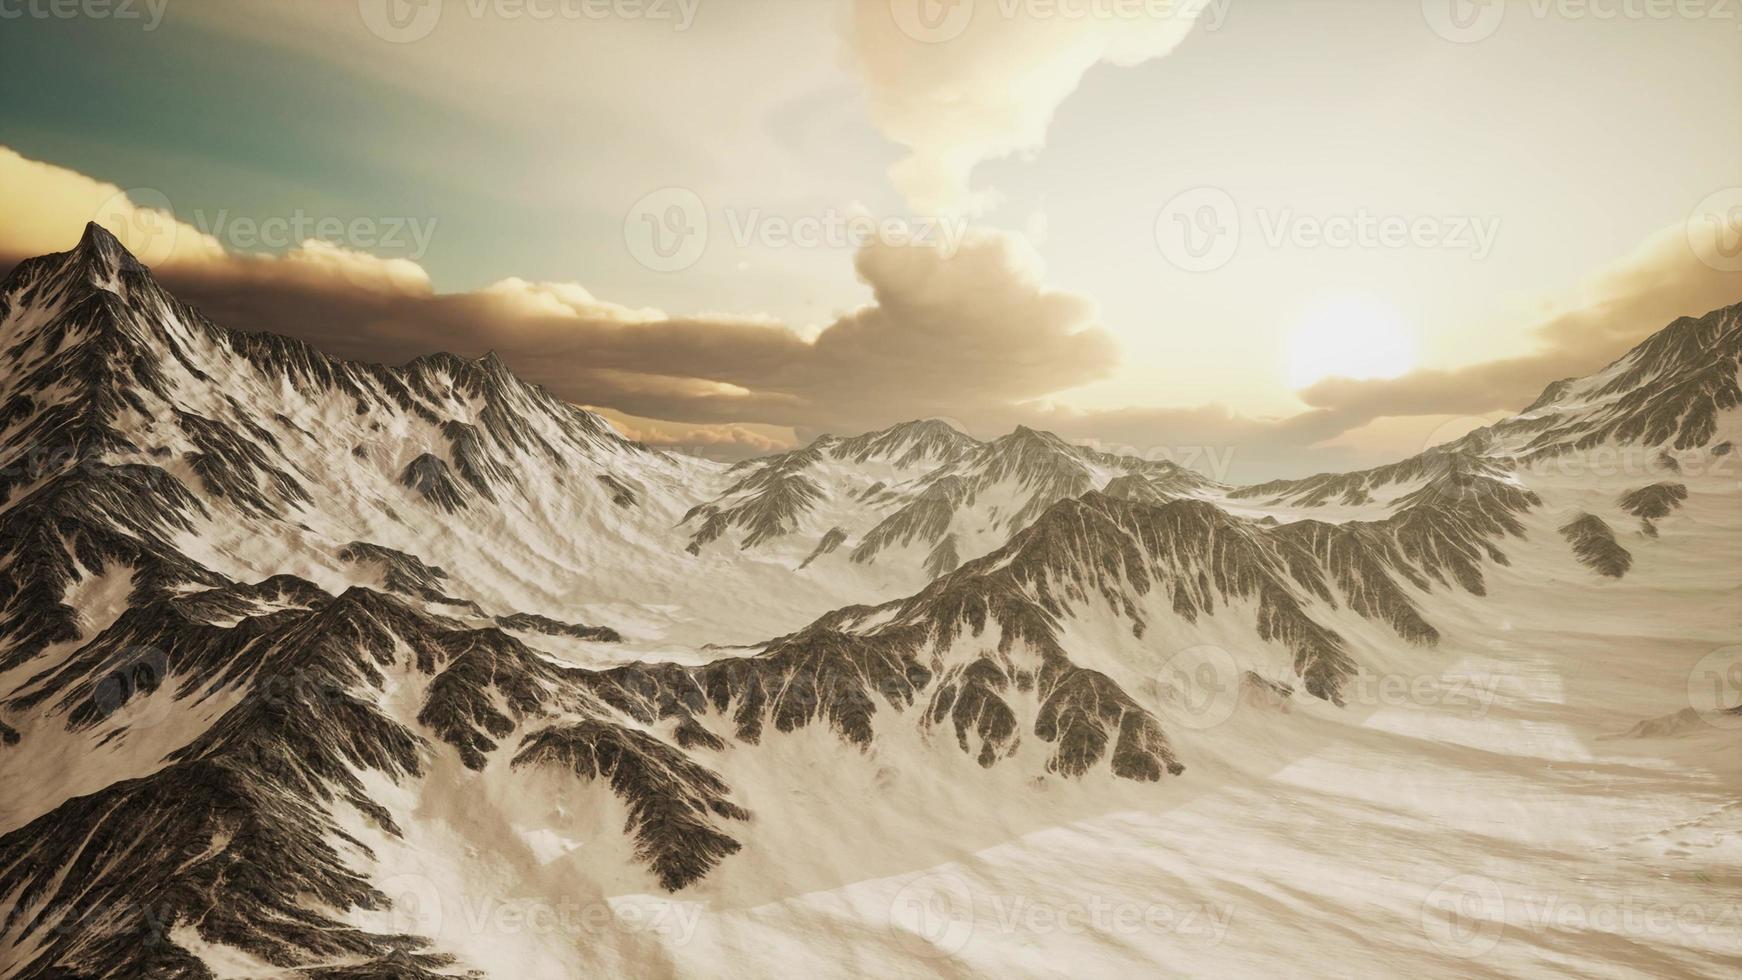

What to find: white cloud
left=0, top=146, right=227, bottom=268
left=847, top=0, right=1212, bottom=214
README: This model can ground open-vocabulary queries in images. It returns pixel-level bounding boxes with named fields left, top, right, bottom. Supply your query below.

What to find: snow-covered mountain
left=683, top=419, right=1218, bottom=582
left=679, top=419, right=981, bottom=560
left=1, top=227, right=1737, bottom=978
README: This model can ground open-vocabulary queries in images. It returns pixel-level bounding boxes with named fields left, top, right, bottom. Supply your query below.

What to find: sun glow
left=1286, top=295, right=1419, bottom=391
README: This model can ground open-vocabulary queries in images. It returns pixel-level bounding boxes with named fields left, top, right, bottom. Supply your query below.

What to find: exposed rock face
left=494, top=612, right=621, bottom=642
left=829, top=418, right=980, bottom=466
left=1103, top=472, right=1175, bottom=504
left=799, top=526, right=848, bottom=569
left=597, top=473, right=639, bottom=507
left=0, top=228, right=706, bottom=975
left=1560, top=513, right=1633, bottom=578
left=401, top=453, right=470, bottom=512
left=1231, top=446, right=1511, bottom=509
left=1618, top=482, right=1688, bottom=536
left=340, top=541, right=483, bottom=612
left=682, top=446, right=827, bottom=550
left=0, top=587, right=463, bottom=978
left=512, top=721, right=749, bottom=890
left=591, top=479, right=1546, bottom=784
left=923, top=533, right=962, bottom=578
left=680, top=420, right=982, bottom=554
left=1510, top=306, right=1741, bottom=456
left=0, top=586, right=718, bottom=977
left=849, top=426, right=1216, bottom=567
left=684, top=418, right=1223, bottom=575
left=1618, top=483, right=1689, bottom=520
left=850, top=474, right=969, bottom=562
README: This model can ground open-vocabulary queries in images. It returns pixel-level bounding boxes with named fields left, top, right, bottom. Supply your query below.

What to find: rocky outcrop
left=1618, top=482, right=1688, bottom=536
left=494, top=612, right=621, bottom=642
left=1560, top=513, right=1633, bottom=578
left=799, top=527, right=848, bottom=569
left=340, top=541, right=483, bottom=612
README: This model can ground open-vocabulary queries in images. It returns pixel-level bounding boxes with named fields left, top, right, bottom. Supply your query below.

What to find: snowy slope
left=678, top=420, right=980, bottom=569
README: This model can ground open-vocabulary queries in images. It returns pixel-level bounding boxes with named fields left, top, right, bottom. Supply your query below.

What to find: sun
left=1286, top=295, right=1419, bottom=391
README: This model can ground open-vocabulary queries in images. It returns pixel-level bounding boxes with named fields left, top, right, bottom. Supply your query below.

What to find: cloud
left=0, top=146, right=228, bottom=268
left=1290, top=222, right=1742, bottom=435
left=1020, top=220, right=1742, bottom=480
left=846, top=0, right=1212, bottom=214
left=238, top=231, right=1115, bottom=438
left=2, top=147, right=1734, bottom=480
left=594, top=412, right=796, bottom=460
left=0, top=147, right=1115, bottom=452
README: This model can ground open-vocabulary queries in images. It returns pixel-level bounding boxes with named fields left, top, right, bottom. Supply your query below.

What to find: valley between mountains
left=0, top=226, right=1738, bottom=978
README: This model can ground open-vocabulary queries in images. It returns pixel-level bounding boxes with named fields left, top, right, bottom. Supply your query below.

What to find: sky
left=0, top=0, right=1738, bottom=480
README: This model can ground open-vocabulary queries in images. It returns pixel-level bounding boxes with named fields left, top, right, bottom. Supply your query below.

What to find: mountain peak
left=70, top=221, right=149, bottom=279
left=895, top=417, right=965, bottom=436
left=826, top=417, right=981, bottom=467
left=997, top=425, right=1069, bottom=450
